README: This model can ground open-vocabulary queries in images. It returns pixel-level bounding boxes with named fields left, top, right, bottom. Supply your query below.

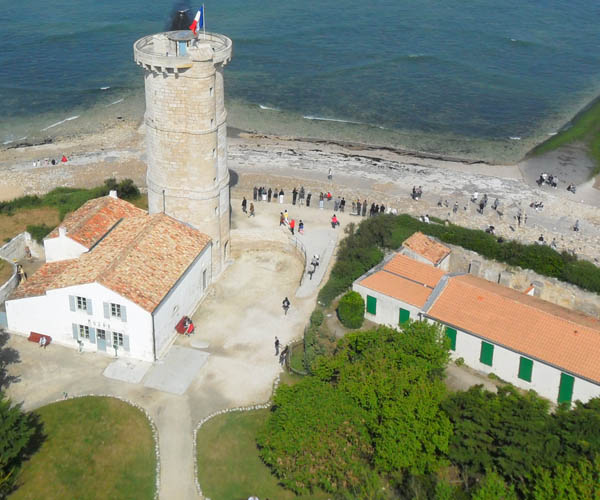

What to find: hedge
left=317, top=214, right=600, bottom=307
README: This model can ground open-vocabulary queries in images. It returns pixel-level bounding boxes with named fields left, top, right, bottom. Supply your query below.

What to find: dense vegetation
left=337, top=291, right=365, bottom=329
left=317, top=214, right=600, bottom=306
left=0, top=393, right=41, bottom=497
left=530, top=96, right=600, bottom=177
left=259, top=324, right=600, bottom=499
left=0, top=178, right=141, bottom=243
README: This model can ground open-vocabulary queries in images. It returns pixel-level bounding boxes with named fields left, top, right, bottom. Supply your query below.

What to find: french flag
left=189, top=8, right=203, bottom=35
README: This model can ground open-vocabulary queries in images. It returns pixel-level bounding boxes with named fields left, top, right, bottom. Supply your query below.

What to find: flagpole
left=203, top=4, right=206, bottom=40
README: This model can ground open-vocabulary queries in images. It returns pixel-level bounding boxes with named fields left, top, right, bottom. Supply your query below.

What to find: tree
left=471, top=471, right=517, bottom=500
left=337, top=291, right=365, bottom=329
left=530, top=457, right=600, bottom=500
left=0, top=393, right=40, bottom=496
left=443, top=386, right=552, bottom=493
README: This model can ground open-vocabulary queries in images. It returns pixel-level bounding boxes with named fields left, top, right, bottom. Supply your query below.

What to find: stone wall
left=447, top=244, right=600, bottom=318
left=0, top=232, right=43, bottom=262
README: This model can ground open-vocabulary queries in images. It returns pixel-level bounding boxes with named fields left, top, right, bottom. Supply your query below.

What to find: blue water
left=1, top=0, right=600, bottom=161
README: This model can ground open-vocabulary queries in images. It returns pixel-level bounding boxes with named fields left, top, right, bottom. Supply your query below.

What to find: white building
left=353, top=235, right=600, bottom=405
left=5, top=194, right=212, bottom=361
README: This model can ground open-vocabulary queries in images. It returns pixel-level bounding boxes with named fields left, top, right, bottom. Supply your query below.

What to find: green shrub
left=26, top=224, right=53, bottom=244
left=337, top=291, right=365, bottom=329
left=310, top=308, right=324, bottom=327
left=454, top=357, right=465, bottom=367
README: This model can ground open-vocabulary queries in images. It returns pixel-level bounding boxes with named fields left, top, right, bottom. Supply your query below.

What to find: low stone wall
left=447, top=244, right=600, bottom=317
left=0, top=231, right=44, bottom=262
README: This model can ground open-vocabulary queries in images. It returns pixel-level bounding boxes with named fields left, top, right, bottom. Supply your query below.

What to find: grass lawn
left=0, top=207, right=60, bottom=244
left=11, top=397, right=156, bottom=500
left=197, top=409, right=330, bottom=500
left=530, top=96, right=600, bottom=177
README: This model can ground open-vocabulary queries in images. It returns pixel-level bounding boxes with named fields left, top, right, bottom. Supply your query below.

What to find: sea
left=1, top=0, right=600, bottom=163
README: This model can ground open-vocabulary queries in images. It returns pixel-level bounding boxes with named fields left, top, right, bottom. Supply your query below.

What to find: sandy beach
left=0, top=119, right=598, bottom=264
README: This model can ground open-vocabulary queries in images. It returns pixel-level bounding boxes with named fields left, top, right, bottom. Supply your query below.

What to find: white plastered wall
left=152, top=244, right=212, bottom=359
left=443, top=324, right=600, bottom=404
left=352, top=283, right=422, bottom=328
left=6, top=282, right=153, bottom=361
left=44, top=235, right=88, bottom=263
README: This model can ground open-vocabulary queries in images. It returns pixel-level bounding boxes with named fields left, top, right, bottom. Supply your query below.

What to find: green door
left=480, top=341, right=494, bottom=366
left=399, top=308, right=410, bottom=324
left=558, top=373, right=574, bottom=404
left=445, top=327, right=457, bottom=351
left=518, top=357, right=533, bottom=382
left=366, top=295, right=377, bottom=315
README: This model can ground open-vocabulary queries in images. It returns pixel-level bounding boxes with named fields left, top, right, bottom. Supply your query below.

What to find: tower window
left=210, top=87, right=214, bottom=96
left=212, top=148, right=216, bottom=158
left=211, top=118, right=214, bottom=127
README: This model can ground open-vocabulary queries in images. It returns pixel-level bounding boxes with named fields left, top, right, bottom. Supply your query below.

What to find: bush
left=337, top=291, right=365, bottom=329
left=310, top=308, right=324, bottom=327
left=26, top=224, right=53, bottom=244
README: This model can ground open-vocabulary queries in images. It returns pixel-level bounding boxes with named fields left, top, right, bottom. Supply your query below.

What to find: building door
left=399, top=308, right=410, bottom=324
left=97, top=329, right=107, bottom=352
left=557, top=373, right=574, bottom=404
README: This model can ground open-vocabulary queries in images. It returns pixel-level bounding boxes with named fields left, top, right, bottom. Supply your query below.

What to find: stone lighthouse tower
left=133, top=30, right=233, bottom=277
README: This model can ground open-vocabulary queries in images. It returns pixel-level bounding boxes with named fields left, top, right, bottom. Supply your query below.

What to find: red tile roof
left=402, top=232, right=450, bottom=266
left=357, top=253, right=445, bottom=308
left=46, top=196, right=146, bottom=248
left=427, top=274, right=600, bottom=383
left=383, top=253, right=446, bottom=288
left=12, top=213, right=211, bottom=312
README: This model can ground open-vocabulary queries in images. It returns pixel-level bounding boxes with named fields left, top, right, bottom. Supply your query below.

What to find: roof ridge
left=382, top=268, right=435, bottom=288
left=457, top=275, right=600, bottom=332
left=64, top=197, right=108, bottom=236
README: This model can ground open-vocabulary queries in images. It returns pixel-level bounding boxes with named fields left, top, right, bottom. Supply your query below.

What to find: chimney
left=109, top=190, right=118, bottom=199
left=58, top=226, right=67, bottom=237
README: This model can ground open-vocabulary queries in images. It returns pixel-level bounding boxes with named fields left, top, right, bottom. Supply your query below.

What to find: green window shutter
left=518, top=357, right=533, bottom=382
left=366, top=295, right=377, bottom=315
left=558, top=373, right=575, bottom=404
left=399, top=308, right=410, bottom=324
left=480, top=341, right=494, bottom=366
left=445, top=327, right=457, bottom=351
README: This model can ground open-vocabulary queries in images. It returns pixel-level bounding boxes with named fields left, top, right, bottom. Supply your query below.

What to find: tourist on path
left=362, top=200, right=367, bottom=216
left=328, top=168, right=333, bottom=180
left=319, top=192, right=324, bottom=209
left=282, top=297, right=291, bottom=316
left=268, top=188, right=272, bottom=202
left=284, top=209, right=289, bottom=223
left=292, top=188, right=298, bottom=205
left=248, top=203, right=255, bottom=217
left=274, top=337, right=280, bottom=355
left=298, top=220, right=304, bottom=234
left=340, top=198, right=346, bottom=212
left=253, top=186, right=258, bottom=201
left=331, top=214, right=340, bottom=228
left=280, top=212, right=285, bottom=226
left=290, top=218, right=295, bottom=235
left=241, top=197, right=247, bottom=213
left=279, top=189, right=284, bottom=203
left=306, top=192, right=312, bottom=207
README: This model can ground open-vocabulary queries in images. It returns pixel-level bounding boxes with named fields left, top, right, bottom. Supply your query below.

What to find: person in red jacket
left=331, top=214, right=339, bottom=228
left=290, top=218, right=295, bottom=235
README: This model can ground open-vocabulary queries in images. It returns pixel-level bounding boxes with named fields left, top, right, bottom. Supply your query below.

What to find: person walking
left=284, top=209, right=289, bottom=223
left=279, top=189, right=284, bottom=203
left=362, top=200, right=367, bottom=216
left=298, top=220, right=304, bottom=234
left=331, top=214, right=339, bottom=228
left=268, top=187, right=272, bottom=202
left=274, top=337, right=280, bottom=356
left=340, top=197, right=346, bottom=212
left=249, top=203, right=255, bottom=217
left=253, top=186, right=258, bottom=201
left=299, top=186, right=305, bottom=206
left=290, top=218, right=295, bottom=235
left=292, top=187, right=298, bottom=205
left=280, top=212, right=285, bottom=226
left=319, top=192, right=324, bottom=209
left=282, top=297, right=290, bottom=315
left=306, top=192, right=312, bottom=207
left=241, top=197, right=247, bottom=213
left=328, top=168, right=333, bottom=181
